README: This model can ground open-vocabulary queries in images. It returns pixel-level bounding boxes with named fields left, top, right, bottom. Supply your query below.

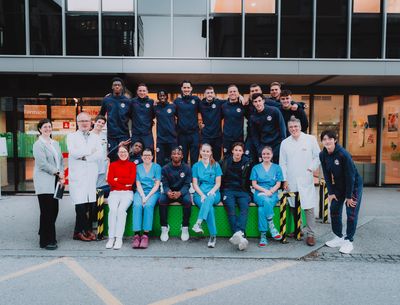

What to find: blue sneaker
left=268, top=220, right=282, bottom=241
left=258, top=233, right=268, bottom=247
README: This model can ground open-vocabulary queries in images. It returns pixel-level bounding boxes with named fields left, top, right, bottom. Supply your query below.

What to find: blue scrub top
left=250, top=163, right=283, bottom=195
left=192, top=161, right=223, bottom=194
left=136, top=163, right=162, bottom=194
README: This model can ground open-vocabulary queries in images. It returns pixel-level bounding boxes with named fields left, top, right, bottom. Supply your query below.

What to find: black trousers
left=37, top=194, right=59, bottom=248
left=74, top=202, right=94, bottom=233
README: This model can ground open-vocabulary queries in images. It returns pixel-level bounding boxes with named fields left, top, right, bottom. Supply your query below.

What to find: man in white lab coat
left=67, top=112, right=103, bottom=241
left=279, top=118, right=320, bottom=246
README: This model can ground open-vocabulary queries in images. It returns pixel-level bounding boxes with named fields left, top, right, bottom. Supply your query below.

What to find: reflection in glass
left=29, top=0, right=62, bottom=55
left=351, top=11, right=381, bottom=58
left=386, top=13, right=400, bottom=58
left=281, top=0, right=312, bottom=58
left=209, top=15, right=241, bottom=57
left=140, top=16, right=171, bottom=56
left=211, top=0, right=241, bottom=13
left=67, top=0, right=98, bottom=12
left=245, top=14, right=276, bottom=57
left=66, top=15, right=99, bottom=55
left=174, top=0, right=206, bottom=14
left=173, top=17, right=206, bottom=57
left=353, top=0, right=380, bottom=13
left=102, top=0, right=134, bottom=12
left=102, top=15, right=135, bottom=56
left=347, top=95, right=378, bottom=184
left=316, top=0, right=348, bottom=58
left=138, top=0, right=170, bottom=15
left=0, top=0, right=26, bottom=54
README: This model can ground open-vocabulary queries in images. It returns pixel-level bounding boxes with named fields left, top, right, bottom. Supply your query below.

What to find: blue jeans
left=254, top=192, right=279, bottom=232
left=193, top=192, right=220, bottom=236
left=330, top=182, right=363, bottom=242
left=222, top=190, right=250, bottom=234
left=132, top=191, right=160, bottom=232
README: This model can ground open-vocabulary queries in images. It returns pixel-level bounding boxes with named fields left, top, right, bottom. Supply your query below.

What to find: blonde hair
left=200, top=143, right=216, bottom=166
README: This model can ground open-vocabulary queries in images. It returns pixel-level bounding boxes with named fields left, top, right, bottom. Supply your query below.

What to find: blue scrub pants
left=330, top=181, right=363, bottom=242
left=193, top=192, right=220, bottom=236
left=254, top=192, right=279, bottom=232
left=178, top=132, right=199, bottom=165
left=132, top=191, right=160, bottom=232
left=222, top=190, right=250, bottom=234
left=156, top=142, right=176, bottom=166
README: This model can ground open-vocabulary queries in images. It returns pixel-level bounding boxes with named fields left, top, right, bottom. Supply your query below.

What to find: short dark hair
left=37, top=118, right=52, bottom=134
left=251, top=93, right=264, bottom=101
left=250, top=83, right=261, bottom=89
left=111, top=77, right=124, bottom=87
left=280, top=90, right=292, bottom=97
left=227, top=84, right=238, bottom=90
left=142, top=147, right=153, bottom=155
left=270, top=81, right=281, bottom=88
left=205, top=86, right=214, bottom=91
left=320, top=129, right=338, bottom=142
left=157, top=89, right=169, bottom=100
left=137, top=83, right=148, bottom=90
left=181, top=80, right=192, bottom=87
left=94, top=114, right=107, bottom=123
left=171, top=146, right=183, bottom=154
left=231, top=142, right=245, bottom=152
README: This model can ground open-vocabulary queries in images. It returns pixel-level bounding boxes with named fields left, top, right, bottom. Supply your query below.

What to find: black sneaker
left=45, top=243, right=58, bottom=250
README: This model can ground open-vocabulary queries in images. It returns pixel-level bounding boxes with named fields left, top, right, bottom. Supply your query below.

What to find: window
left=245, top=0, right=276, bottom=57
left=67, top=0, right=99, bottom=12
left=351, top=0, right=382, bottom=58
left=209, top=0, right=242, bottom=57
left=386, top=0, right=400, bottom=58
left=102, top=0, right=134, bottom=12
left=316, top=0, right=348, bottom=58
left=0, top=0, right=26, bottom=55
left=102, top=15, right=135, bottom=56
left=29, top=0, right=62, bottom=55
left=280, top=0, right=312, bottom=58
left=66, top=15, right=99, bottom=55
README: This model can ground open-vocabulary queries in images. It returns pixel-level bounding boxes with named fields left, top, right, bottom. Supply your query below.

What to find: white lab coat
left=67, top=130, right=103, bottom=205
left=279, top=132, right=321, bottom=209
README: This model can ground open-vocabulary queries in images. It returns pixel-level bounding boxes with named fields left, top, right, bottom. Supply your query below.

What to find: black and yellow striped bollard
left=293, top=192, right=302, bottom=241
left=96, top=189, right=105, bottom=240
left=279, top=194, right=288, bottom=244
left=322, top=182, right=329, bottom=223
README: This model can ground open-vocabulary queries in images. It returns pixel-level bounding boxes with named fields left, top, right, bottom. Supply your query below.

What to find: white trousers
left=108, top=190, right=133, bottom=238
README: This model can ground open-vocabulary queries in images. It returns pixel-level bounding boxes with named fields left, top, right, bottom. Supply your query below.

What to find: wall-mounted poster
left=388, top=113, right=398, bottom=132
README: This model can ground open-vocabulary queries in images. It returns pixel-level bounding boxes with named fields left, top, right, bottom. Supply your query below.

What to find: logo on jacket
left=212, top=104, right=216, bottom=109
left=267, top=115, right=272, bottom=121
left=334, top=159, right=340, bottom=165
left=167, top=108, right=172, bottom=113
left=236, top=108, right=241, bottom=113
left=191, top=100, right=195, bottom=105
left=180, top=172, right=185, bottom=178
left=134, top=160, right=139, bottom=164
left=146, top=103, right=150, bottom=108
left=156, top=147, right=160, bottom=152
left=121, top=103, right=126, bottom=108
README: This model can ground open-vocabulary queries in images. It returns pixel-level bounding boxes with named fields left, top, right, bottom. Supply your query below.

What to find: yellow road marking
left=0, top=257, right=65, bottom=283
left=63, top=257, right=123, bottom=305
left=149, top=261, right=298, bottom=305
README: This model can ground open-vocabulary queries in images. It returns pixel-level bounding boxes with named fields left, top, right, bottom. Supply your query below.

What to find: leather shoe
left=73, top=232, right=91, bottom=242
left=306, top=235, right=316, bottom=246
left=86, top=230, right=97, bottom=241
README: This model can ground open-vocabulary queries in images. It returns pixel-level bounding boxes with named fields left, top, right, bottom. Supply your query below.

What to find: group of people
left=32, top=77, right=363, bottom=254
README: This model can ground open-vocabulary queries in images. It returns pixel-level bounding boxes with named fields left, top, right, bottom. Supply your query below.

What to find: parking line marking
left=63, top=257, right=123, bottom=305
left=0, top=257, right=65, bottom=283
left=149, top=260, right=298, bottom=305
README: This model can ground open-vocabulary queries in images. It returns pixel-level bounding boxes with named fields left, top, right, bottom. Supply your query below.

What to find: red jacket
left=107, top=159, right=136, bottom=191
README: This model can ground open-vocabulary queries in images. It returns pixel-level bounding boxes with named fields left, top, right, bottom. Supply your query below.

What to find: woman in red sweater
left=106, top=145, right=136, bottom=250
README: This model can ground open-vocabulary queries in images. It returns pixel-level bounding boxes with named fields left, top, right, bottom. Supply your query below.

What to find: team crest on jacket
left=156, top=147, right=160, bottom=152
left=121, top=103, right=125, bottom=108
left=267, top=115, right=272, bottom=121
left=167, top=108, right=172, bottom=113
left=146, top=103, right=150, bottom=108
left=134, top=160, right=139, bottom=164
left=334, top=159, right=340, bottom=165
left=212, top=104, right=216, bottom=109
left=191, top=99, right=195, bottom=104
left=180, top=172, right=185, bottom=178
left=236, top=108, right=241, bottom=113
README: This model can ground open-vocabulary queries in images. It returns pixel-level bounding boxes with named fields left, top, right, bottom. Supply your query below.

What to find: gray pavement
left=0, top=187, right=399, bottom=305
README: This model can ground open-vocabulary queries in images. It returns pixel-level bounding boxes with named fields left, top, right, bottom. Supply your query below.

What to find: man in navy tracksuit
left=199, top=86, right=224, bottom=161
left=221, top=85, right=249, bottom=157
left=130, top=83, right=155, bottom=150
left=99, top=77, right=131, bottom=161
left=250, top=93, right=286, bottom=163
left=159, top=147, right=192, bottom=242
left=173, top=81, right=201, bottom=164
left=319, top=129, right=363, bottom=254
left=154, top=90, right=177, bottom=166
left=279, top=90, right=309, bottom=137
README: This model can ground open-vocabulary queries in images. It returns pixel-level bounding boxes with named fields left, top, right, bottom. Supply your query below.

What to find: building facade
left=1, top=0, right=400, bottom=192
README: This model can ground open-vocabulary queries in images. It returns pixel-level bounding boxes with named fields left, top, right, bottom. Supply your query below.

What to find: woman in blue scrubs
left=191, top=143, right=222, bottom=248
left=250, top=146, right=283, bottom=247
left=132, top=148, right=161, bottom=249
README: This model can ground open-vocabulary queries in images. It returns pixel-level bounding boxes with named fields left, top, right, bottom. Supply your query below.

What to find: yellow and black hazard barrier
left=279, top=192, right=300, bottom=243
left=293, top=192, right=302, bottom=240
left=319, top=180, right=329, bottom=223
left=96, top=189, right=105, bottom=240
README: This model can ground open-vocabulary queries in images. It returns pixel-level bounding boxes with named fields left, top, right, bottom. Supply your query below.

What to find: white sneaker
left=325, top=235, right=345, bottom=248
left=113, top=238, right=123, bottom=250
left=229, top=231, right=244, bottom=245
left=339, top=239, right=354, bottom=254
left=181, top=226, right=190, bottom=241
left=238, top=236, right=249, bottom=251
left=192, top=222, right=204, bottom=234
left=208, top=236, right=216, bottom=248
left=105, top=238, right=115, bottom=249
left=160, top=225, right=170, bottom=242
